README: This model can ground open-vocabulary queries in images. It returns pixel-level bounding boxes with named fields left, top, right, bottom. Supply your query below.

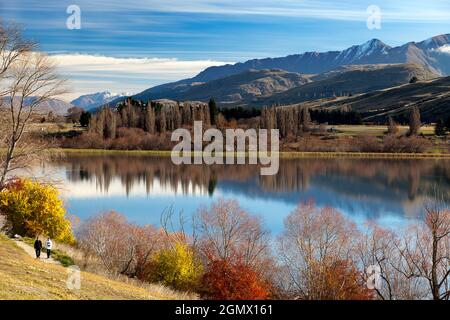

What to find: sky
left=1, top=0, right=450, bottom=101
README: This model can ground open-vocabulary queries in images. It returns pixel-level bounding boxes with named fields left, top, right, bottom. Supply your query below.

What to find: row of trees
left=260, top=105, right=312, bottom=138
left=89, top=99, right=213, bottom=139
left=76, top=196, right=449, bottom=300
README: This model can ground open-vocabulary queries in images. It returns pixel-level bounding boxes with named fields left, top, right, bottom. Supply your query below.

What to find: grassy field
left=332, top=125, right=435, bottom=137
left=0, top=234, right=192, bottom=300
left=53, top=148, right=450, bottom=159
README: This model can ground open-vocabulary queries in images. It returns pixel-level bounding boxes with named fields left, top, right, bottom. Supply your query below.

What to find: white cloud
left=4, top=0, right=450, bottom=22
left=50, top=54, right=230, bottom=101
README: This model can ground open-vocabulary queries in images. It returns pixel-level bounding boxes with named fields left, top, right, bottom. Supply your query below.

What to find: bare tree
left=408, top=106, right=421, bottom=136
left=77, top=211, right=165, bottom=277
left=395, top=190, right=450, bottom=300
left=357, top=224, right=427, bottom=300
left=195, top=198, right=270, bottom=268
left=0, top=22, right=66, bottom=187
left=277, top=201, right=362, bottom=299
left=387, top=116, right=399, bottom=135
left=358, top=188, right=450, bottom=300
left=0, top=21, right=34, bottom=80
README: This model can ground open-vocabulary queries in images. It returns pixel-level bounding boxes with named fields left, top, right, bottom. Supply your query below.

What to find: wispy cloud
left=50, top=54, right=230, bottom=100
left=3, top=0, right=450, bottom=22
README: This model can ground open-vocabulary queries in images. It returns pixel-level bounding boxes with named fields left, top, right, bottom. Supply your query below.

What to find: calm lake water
left=35, top=154, right=450, bottom=235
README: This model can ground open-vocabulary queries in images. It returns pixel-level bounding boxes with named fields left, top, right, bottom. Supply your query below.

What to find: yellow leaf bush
left=148, top=242, right=202, bottom=291
left=0, top=179, right=74, bottom=243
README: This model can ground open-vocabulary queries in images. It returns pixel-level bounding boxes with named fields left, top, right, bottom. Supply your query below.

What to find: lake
left=34, top=154, right=450, bottom=235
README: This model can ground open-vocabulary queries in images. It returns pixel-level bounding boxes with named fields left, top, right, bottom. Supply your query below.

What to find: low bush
left=147, top=242, right=203, bottom=291
left=200, top=258, right=270, bottom=300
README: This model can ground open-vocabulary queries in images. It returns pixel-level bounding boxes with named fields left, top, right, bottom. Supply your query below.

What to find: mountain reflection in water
left=39, top=154, right=450, bottom=234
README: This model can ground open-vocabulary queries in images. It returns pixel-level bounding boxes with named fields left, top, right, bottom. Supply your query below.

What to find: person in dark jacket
left=34, top=237, right=42, bottom=259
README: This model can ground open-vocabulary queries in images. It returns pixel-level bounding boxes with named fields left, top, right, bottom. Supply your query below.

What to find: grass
left=52, top=148, right=450, bottom=159
left=41, top=124, right=448, bottom=159
left=332, top=125, right=435, bottom=137
left=0, top=234, right=194, bottom=300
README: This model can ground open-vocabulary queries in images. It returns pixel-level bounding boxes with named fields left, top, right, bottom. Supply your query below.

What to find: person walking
left=45, top=238, right=53, bottom=259
left=34, top=237, right=42, bottom=259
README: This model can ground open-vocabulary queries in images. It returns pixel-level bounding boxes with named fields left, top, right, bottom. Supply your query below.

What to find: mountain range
left=0, top=97, right=74, bottom=116
left=100, top=34, right=449, bottom=109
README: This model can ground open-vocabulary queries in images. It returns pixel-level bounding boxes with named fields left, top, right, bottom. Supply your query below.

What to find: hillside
left=316, top=76, right=450, bottom=122
left=133, top=69, right=311, bottom=105
left=255, top=63, right=437, bottom=107
left=1, top=97, right=75, bottom=116
left=125, top=34, right=450, bottom=103
left=0, top=234, right=187, bottom=300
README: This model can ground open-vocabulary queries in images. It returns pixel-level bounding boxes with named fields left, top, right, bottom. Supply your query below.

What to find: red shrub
left=200, top=258, right=270, bottom=300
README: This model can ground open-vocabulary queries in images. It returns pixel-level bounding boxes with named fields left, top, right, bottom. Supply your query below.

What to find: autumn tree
left=277, top=201, right=363, bottom=299
left=89, top=107, right=117, bottom=139
left=0, top=179, right=74, bottom=243
left=195, top=198, right=270, bottom=268
left=408, top=106, right=421, bottom=136
left=147, top=241, right=203, bottom=291
left=144, top=105, right=156, bottom=134
left=78, top=211, right=165, bottom=276
left=302, top=107, right=311, bottom=132
left=387, top=116, right=399, bottom=135
left=208, top=98, right=218, bottom=125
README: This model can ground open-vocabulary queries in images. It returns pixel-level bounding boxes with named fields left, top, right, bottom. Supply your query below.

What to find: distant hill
left=256, top=63, right=438, bottom=107
left=1, top=97, right=75, bottom=116
left=311, top=76, right=450, bottom=122
left=133, top=69, right=311, bottom=105
left=126, top=34, right=450, bottom=104
left=71, top=91, right=130, bottom=111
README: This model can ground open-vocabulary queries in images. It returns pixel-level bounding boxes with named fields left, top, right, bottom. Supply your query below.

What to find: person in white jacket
left=45, top=238, right=53, bottom=259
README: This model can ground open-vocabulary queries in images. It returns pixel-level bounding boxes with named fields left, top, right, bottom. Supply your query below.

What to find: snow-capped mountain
left=71, top=91, right=131, bottom=111
left=334, top=39, right=390, bottom=64
left=130, top=34, right=450, bottom=102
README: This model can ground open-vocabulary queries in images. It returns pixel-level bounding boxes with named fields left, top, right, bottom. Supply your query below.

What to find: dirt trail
left=12, top=239, right=60, bottom=265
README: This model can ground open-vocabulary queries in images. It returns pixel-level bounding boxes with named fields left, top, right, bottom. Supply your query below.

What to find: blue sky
left=1, top=0, right=450, bottom=100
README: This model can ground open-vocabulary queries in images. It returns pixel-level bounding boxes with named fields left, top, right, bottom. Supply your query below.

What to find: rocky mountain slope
left=256, top=63, right=437, bottom=107
left=133, top=69, right=311, bottom=105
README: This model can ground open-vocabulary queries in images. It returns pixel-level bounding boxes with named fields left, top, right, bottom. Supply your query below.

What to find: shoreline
left=50, top=148, right=450, bottom=159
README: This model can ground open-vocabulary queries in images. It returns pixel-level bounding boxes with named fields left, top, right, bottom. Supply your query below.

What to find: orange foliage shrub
left=200, top=258, right=269, bottom=300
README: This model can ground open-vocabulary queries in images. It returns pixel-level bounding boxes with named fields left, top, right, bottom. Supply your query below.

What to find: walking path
left=12, top=239, right=60, bottom=265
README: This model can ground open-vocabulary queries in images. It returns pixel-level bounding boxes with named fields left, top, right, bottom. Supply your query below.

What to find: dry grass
left=333, top=125, right=435, bottom=137
left=0, top=234, right=196, bottom=300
